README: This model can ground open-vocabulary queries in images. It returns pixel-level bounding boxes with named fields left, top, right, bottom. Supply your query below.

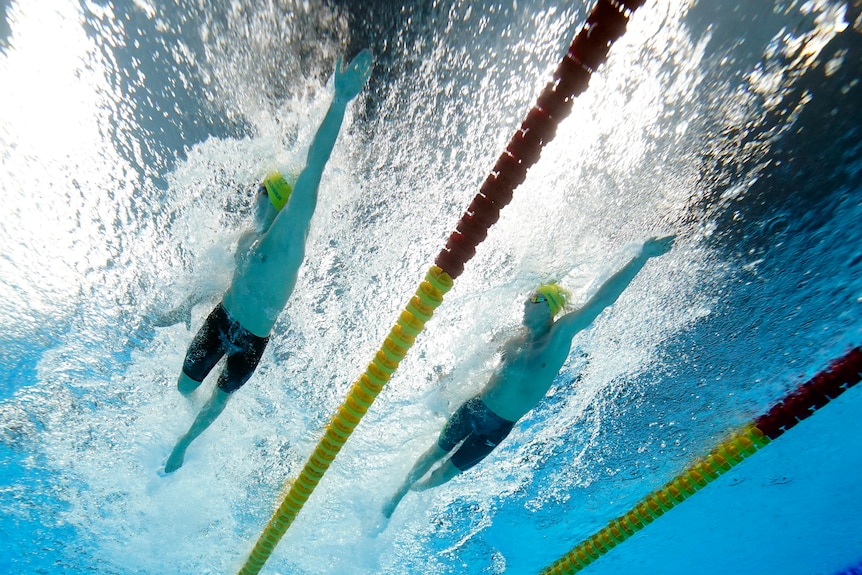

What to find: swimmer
left=382, top=235, right=675, bottom=517
left=161, top=50, right=373, bottom=474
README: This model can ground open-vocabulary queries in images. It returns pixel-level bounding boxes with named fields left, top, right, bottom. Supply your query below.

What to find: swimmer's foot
left=162, top=447, right=186, bottom=475
left=381, top=494, right=400, bottom=520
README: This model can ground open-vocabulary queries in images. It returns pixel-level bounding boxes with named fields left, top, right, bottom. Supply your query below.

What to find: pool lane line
left=539, top=346, right=862, bottom=575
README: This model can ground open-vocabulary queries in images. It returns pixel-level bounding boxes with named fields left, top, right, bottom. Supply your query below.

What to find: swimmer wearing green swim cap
left=382, top=235, right=676, bottom=519
left=262, top=171, right=295, bottom=211
left=159, top=50, right=375, bottom=475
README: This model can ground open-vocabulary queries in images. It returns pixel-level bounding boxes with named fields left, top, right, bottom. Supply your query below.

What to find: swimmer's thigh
left=182, top=305, right=228, bottom=382
left=217, top=335, right=269, bottom=393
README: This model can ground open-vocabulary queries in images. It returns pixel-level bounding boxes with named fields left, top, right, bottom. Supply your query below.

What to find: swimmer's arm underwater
left=151, top=290, right=212, bottom=329
left=259, top=50, right=373, bottom=249
left=552, top=235, right=676, bottom=341
left=288, top=51, right=372, bottom=222
left=153, top=216, right=264, bottom=330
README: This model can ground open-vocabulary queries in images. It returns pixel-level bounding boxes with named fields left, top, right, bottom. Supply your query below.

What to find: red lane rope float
left=436, top=0, right=647, bottom=278
left=539, top=346, right=862, bottom=575
left=237, top=2, right=646, bottom=573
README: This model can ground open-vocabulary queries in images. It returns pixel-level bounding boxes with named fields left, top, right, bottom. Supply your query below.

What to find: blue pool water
left=1, top=0, right=860, bottom=573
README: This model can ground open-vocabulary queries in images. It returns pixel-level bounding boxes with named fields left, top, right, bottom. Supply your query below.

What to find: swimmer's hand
left=152, top=290, right=214, bottom=329
left=334, top=49, right=373, bottom=104
left=151, top=304, right=193, bottom=330
left=641, top=235, right=676, bottom=258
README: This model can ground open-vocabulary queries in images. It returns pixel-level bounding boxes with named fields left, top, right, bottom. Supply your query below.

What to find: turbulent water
left=1, top=0, right=860, bottom=574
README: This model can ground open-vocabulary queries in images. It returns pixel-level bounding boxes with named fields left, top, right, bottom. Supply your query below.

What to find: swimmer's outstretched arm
left=553, top=235, right=676, bottom=341
left=152, top=289, right=213, bottom=329
left=263, top=50, right=373, bottom=248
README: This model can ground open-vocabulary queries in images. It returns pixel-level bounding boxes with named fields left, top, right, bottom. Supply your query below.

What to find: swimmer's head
left=262, top=172, right=294, bottom=211
left=532, top=283, right=569, bottom=317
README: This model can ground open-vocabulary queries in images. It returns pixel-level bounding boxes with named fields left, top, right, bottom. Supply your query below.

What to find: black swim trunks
left=438, top=396, right=516, bottom=471
left=181, top=303, right=269, bottom=393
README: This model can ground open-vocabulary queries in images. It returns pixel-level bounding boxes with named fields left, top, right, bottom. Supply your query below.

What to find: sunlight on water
left=0, top=2, right=132, bottom=330
left=1, top=0, right=859, bottom=573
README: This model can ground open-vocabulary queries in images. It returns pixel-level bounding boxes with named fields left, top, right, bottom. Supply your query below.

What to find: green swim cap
left=262, top=172, right=294, bottom=211
left=535, top=283, right=569, bottom=316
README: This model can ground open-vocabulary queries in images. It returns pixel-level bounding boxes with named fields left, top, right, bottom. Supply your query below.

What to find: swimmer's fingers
left=642, top=234, right=676, bottom=257
left=347, top=49, right=373, bottom=78
left=334, top=49, right=373, bottom=102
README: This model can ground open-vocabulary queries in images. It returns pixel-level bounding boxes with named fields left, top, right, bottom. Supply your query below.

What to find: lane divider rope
left=539, top=346, right=862, bottom=575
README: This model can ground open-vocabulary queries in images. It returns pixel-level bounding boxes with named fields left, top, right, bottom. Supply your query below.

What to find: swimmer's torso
left=480, top=326, right=573, bottom=422
left=221, top=228, right=307, bottom=338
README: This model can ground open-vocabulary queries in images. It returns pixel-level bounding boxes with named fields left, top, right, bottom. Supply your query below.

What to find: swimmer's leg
left=177, top=372, right=203, bottom=396
left=164, top=387, right=231, bottom=474
left=383, top=398, right=475, bottom=516
left=413, top=425, right=505, bottom=491
left=383, top=443, right=448, bottom=518
left=412, top=459, right=461, bottom=492
left=176, top=305, right=228, bottom=396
